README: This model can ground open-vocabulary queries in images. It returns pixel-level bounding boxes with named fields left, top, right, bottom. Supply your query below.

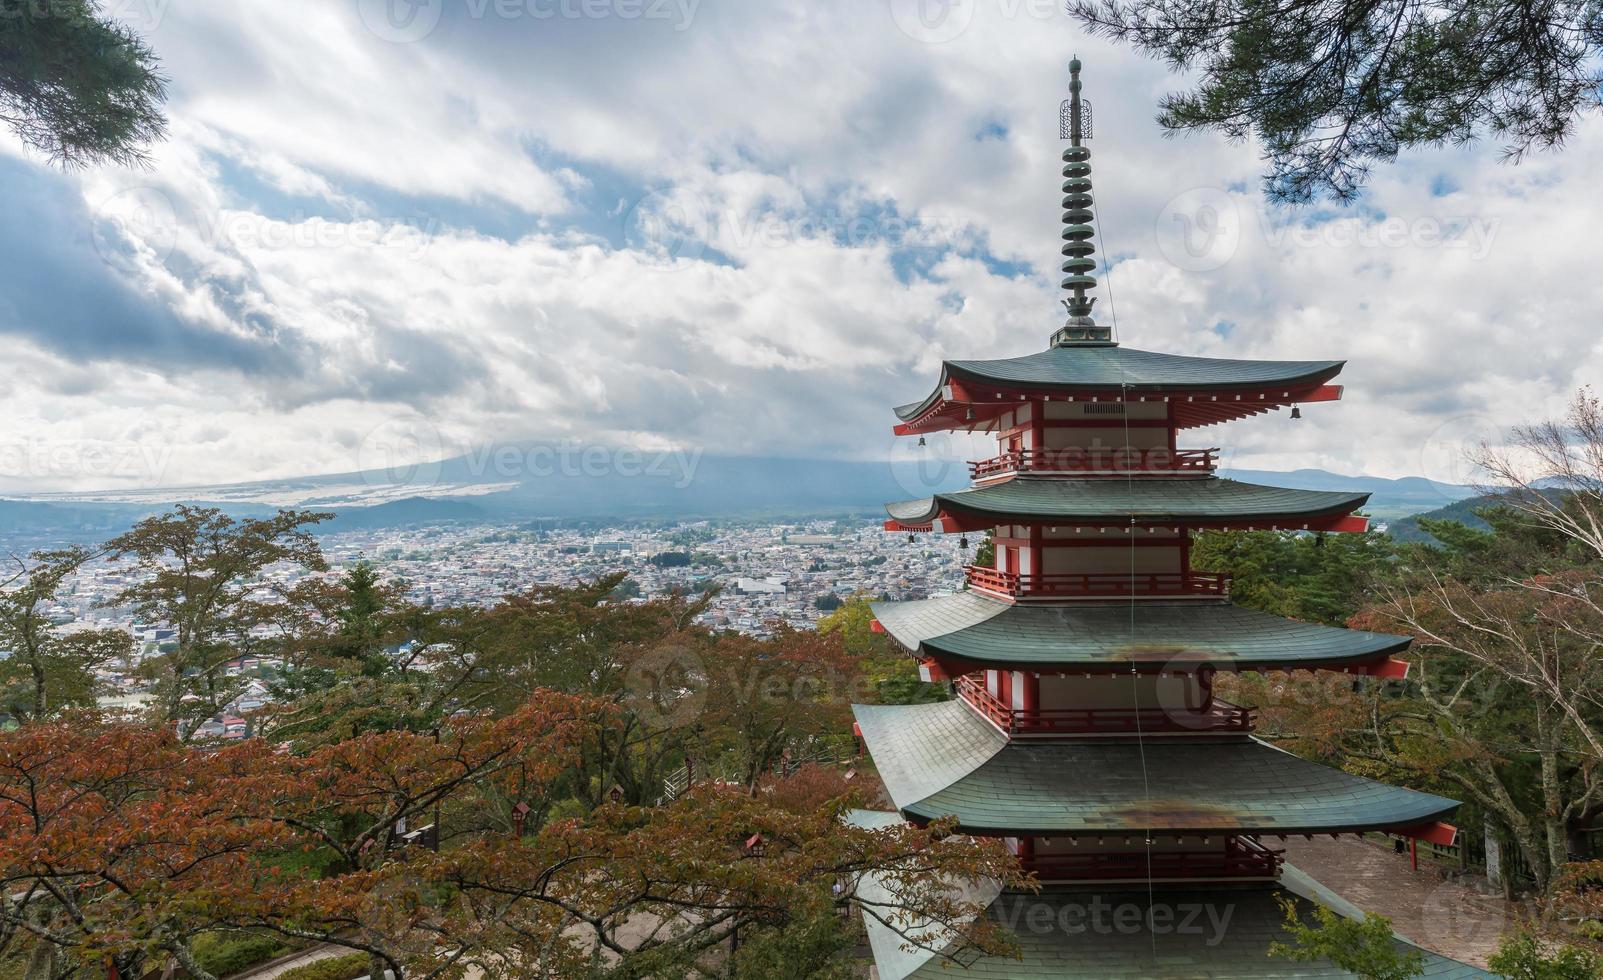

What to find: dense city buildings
left=27, top=516, right=966, bottom=722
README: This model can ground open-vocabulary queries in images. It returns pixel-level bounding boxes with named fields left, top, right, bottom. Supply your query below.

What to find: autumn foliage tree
left=0, top=700, right=1023, bottom=980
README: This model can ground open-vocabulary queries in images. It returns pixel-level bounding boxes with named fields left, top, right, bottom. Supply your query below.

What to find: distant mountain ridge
left=1, top=450, right=1479, bottom=546
left=1217, top=468, right=1475, bottom=522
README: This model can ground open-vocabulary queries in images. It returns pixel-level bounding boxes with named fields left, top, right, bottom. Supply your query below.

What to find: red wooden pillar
left=1410, top=837, right=1419, bottom=871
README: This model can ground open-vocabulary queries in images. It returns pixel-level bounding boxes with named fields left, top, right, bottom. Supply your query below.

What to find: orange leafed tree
left=1, top=696, right=1024, bottom=979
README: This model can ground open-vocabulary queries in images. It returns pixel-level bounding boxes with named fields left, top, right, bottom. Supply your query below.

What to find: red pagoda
left=849, top=60, right=1491, bottom=978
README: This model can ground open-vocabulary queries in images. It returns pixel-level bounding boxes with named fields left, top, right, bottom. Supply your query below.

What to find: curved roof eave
left=893, top=347, right=1346, bottom=422
left=884, top=477, right=1371, bottom=526
left=854, top=702, right=1460, bottom=838
left=869, top=594, right=1412, bottom=670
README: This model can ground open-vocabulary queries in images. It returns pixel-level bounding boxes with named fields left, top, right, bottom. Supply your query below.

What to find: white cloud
left=0, top=0, right=1597, bottom=492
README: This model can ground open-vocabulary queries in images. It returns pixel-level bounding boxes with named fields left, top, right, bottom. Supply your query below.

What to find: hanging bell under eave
left=917, top=436, right=926, bottom=447
left=1290, top=406, right=1303, bottom=420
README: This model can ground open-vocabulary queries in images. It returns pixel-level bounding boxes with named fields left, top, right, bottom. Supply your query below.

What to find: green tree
left=731, top=905, right=856, bottom=980
left=1191, top=528, right=1396, bottom=625
left=973, top=529, right=995, bottom=570
left=1488, top=931, right=1603, bottom=979
left=0, top=547, right=130, bottom=723
left=818, top=596, right=945, bottom=705
left=105, top=506, right=330, bottom=736
left=0, top=0, right=167, bottom=167
left=1268, top=899, right=1424, bottom=979
left=330, top=560, right=391, bottom=677
left=1072, top=0, right=1597, bottom=201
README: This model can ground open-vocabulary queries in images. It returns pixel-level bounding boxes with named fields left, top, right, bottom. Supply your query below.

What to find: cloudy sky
left=1, top=0, right=1596, bottom=495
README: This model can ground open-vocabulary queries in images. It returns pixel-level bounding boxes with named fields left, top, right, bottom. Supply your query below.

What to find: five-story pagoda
left=849, top=60, right=1492, bottom=978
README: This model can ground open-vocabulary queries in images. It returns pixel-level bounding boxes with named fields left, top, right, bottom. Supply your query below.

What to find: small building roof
left=871, top=593, right=1410, bottom=671
left=885, top=476, right=1369, bottom=529
left=854, top=701, right=1459, bottom=837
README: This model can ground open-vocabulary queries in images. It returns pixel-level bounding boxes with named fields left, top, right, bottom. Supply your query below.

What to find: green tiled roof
left=870, top=594, right=1411, bottom=670
left=894, top=345, right=1344, bottom=421
left=854, top=702, right=1459, bottom=836
left=895, top=883, right=1494, bottom=978
left=885, top=476, right=1369, bottom=526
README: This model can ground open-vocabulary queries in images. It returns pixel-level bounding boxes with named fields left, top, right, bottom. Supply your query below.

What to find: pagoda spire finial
left=1053, top=56, right=1112, bottom=347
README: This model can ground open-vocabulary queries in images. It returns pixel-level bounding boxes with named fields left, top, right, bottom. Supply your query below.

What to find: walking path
left=228, top=945, right=346, bottom=979
left=1281, top=836, right=1521, bottom=968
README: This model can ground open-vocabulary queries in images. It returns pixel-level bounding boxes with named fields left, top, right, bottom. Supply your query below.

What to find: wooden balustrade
left=1023, top=837, right=1284, bottom=881
left=966, top=566, right=1231, bottom=600
left=969, top=447, right=1217, bottom=479
left=956, top=674, right=1256, bottom=736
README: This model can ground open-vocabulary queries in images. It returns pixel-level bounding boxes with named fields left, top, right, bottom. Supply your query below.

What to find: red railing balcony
left=969, top=447, right=1218, bottom=480
left=965, top=566, right=1231, bottom=600
left=956, top=674, right=1257, bottom=736
left=1023, top=837, right=1285, bottom=882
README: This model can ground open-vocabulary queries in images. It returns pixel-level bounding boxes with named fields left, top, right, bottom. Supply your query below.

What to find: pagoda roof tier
left=892, top=345, right=1345, bottom=435
left=883, top=875, right=1491, bottom=979
left=853, top=701, right=1458, bottom=837
left=884, top=476, right=1370, bottom=533
left=871, top=594, right=1410, bottom=672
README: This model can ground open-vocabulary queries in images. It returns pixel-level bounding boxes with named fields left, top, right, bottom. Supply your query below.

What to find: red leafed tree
left=0, top=722, right=291, bottom=979
left=1, top=697, right=1023, bottom=979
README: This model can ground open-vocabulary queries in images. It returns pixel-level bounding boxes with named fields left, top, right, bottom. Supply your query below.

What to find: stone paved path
left=1281, top=836, right=1521, bottom=969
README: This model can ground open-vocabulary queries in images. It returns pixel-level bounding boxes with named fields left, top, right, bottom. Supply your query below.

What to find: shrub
left=190, top=932, right=290, bottom=976
left=1488, top=931, right=1603, bottom=979
left=277, top=952, right=370, bottom=980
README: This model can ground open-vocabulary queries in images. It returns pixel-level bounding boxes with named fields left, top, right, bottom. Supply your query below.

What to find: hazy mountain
left=1, top=448, right=1480, bottom=546
left=1218, top=468, right=1476, bottom=522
